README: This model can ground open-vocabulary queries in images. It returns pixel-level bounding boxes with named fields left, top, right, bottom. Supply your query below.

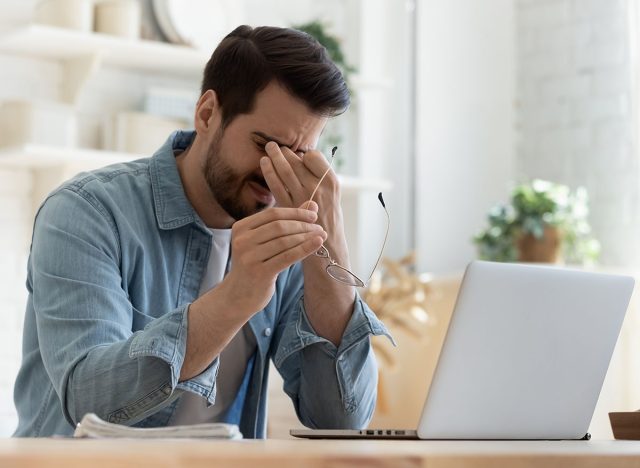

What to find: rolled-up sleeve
left=31, top=188, right=216, bottom=428
left=273, top=278, right=394, bottom=429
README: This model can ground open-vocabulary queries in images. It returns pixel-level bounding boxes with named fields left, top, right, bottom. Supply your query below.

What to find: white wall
left=516, top=0, right=638, bottom=267
left=357, top=0, right=416, bottom=273
left=415, top=0, right=516, bottom=274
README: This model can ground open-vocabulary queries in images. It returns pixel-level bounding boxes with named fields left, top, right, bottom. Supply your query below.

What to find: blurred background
left=0, top=0, right=639, bottom=439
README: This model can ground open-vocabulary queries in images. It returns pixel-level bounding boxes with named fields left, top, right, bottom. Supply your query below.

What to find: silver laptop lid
left=418, top=261, right=634, bottom=440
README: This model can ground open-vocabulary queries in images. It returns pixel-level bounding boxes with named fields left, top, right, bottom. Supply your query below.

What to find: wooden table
left=2, top=438, right=640, bottom=468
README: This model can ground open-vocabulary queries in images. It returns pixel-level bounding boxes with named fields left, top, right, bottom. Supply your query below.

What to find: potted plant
left=473, top=180, right=600, bottom=265
left=293, top=20, right=356, bottom=171
left=293, top=20, right=356, bottom=81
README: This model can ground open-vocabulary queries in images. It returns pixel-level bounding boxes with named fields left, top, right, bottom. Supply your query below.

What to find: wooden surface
left=2, top=438, right=640, bottom=468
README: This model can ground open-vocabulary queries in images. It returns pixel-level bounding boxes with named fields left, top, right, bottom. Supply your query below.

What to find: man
left=13, top=25, right=391, bottom=438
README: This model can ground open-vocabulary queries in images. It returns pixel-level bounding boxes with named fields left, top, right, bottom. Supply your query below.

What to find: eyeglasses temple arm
left=365, top=192, right=390, bottom=285
left=304, top=146, right=337, bottom=210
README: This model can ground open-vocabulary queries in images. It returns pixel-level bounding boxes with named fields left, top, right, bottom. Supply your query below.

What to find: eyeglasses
left=305, top=147, right=390, bottom=288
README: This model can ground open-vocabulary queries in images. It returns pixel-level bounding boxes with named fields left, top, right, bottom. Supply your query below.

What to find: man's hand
left=260, top=142, right=338, bottom=214
left=260, top=141, right=343, bottom=253
left=259, top=140, right=356, bottom=347
left=180, top=203, right=326, bottom=381
left=223, top=203, right=327, bottom=314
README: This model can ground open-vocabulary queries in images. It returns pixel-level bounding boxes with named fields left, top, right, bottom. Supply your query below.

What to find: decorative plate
left=151, top=0, right=245, bottom=50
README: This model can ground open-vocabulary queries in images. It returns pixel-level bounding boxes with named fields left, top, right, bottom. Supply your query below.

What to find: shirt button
left=263, top=328, right=272, bottom=337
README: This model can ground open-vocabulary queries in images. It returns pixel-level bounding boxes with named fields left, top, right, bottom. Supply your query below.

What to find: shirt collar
left=149, top=130, right=202, bottom=230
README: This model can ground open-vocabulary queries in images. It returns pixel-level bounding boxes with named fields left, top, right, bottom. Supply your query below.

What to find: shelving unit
left=0, top=24, right=208, bottom=102
left=0, top=145, right=137, bottom=168
left=0, top=144, right=391, bottom=195
left=0, top=25, right=392, bottom=101
left=0, top=24, right=208, bottom=74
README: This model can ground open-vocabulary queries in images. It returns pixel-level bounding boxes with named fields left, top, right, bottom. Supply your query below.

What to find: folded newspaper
left=74, top=413, right=242, bottom=439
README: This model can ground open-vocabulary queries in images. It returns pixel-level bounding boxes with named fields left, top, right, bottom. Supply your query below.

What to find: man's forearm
left=65, top=336, right=175, bottom=425
left=282, top=297, right=387, bottom=430
left=301, top=236, right=356, bottom=347
left=181, top=206, right=327, bottom=381
left=179, top=280, right=255, bottom=381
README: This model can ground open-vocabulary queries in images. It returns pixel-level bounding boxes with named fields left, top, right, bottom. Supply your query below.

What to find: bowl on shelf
left=151, top=0, right=244, bottom=49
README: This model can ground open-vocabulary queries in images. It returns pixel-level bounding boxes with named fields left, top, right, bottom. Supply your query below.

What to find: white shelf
left=0, top=24, right=208, bottom=103
left=0, top=25, right=391, bottom=95
left=0, top=144, right=391, bottom=194
left=0, top=145, right=140, bottom=169
left=0, top=24, right=208, bottom=77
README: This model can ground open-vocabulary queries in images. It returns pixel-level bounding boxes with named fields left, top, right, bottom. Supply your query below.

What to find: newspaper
left=73, top=413, right=242, bottom=439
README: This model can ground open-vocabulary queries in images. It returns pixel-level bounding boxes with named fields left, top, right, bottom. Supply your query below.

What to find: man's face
left=202, top=82, right=327, bottom=221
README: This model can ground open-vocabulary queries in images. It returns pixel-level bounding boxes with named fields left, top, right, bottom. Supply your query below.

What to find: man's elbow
left=298, top=390, right=377, bottom=429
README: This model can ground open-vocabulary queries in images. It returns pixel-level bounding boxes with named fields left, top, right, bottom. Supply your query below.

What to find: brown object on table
left=609, top=411, right=640, bottom=440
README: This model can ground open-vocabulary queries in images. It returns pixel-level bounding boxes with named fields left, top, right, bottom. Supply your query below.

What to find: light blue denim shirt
left=13, top=130, right=392, bottom=438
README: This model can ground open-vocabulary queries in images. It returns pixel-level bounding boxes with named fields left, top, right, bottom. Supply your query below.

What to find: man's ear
left=194, top=89, right=221, bottom=134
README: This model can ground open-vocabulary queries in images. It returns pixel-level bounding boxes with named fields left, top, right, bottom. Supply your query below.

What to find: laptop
left=291, top=261, right=635, bottom=440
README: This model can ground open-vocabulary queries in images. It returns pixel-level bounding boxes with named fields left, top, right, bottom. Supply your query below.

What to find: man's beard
left=203, top=130, right=270, bottom=221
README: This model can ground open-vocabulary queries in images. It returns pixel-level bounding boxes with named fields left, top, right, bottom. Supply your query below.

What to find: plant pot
left=517, top=226, right=561, bottom=263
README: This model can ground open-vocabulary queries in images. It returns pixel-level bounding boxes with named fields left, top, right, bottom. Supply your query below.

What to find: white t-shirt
left=169, top=228, right=257, bottom=425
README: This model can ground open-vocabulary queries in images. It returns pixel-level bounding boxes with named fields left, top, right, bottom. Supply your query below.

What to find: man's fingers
left=236, top=207, right=317, bottom=231
left=301, top=200, right=318, bottom=213
left=265, top=142, right=304, bottom=198
left=255, top=231, right=327, bottom=262
left=302, top=150, right=332, bottom=178
left=280, top=146, right=309, bottom=182
left=260, top=157, right=291, bottom=206
left=263, top=235, right=325, bottom=272
left=251, top=219, right=325, bottom=244
left=281, top=146, right=335, bottom=194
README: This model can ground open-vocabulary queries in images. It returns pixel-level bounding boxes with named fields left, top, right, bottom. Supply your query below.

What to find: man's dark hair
left=201, top=25, right=350, bottom=127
